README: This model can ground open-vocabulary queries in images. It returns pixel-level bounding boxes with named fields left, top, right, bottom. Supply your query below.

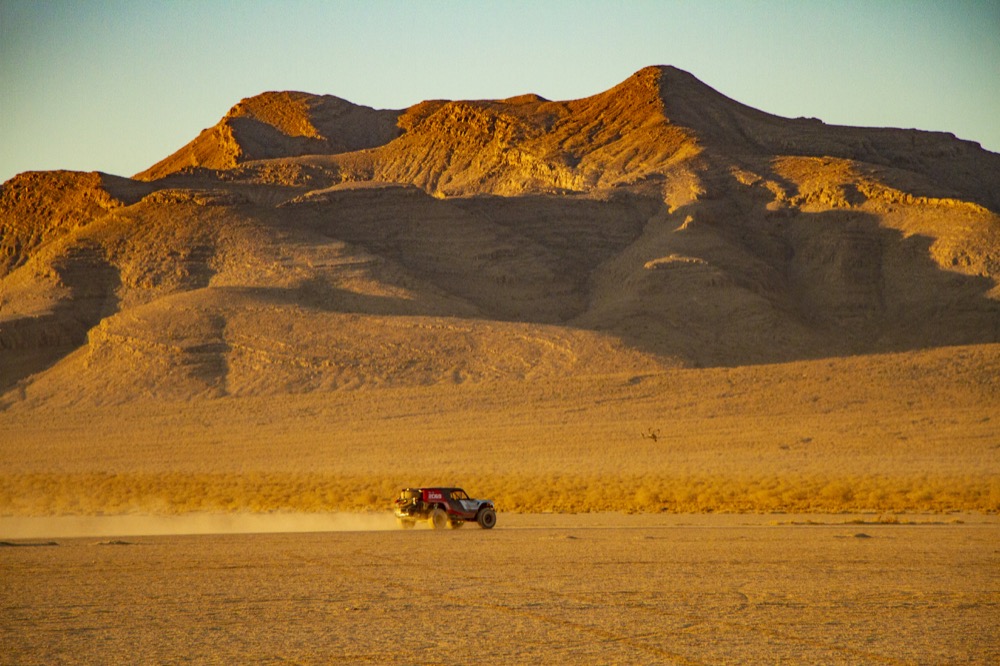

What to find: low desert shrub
left=0, top=471, right=996, bottom=516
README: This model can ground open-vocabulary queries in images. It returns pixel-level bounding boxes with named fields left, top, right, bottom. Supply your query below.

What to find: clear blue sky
left=2, top=0, right=998, bottom=183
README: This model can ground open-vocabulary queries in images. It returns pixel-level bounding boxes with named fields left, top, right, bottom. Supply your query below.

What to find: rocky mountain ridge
left=1, top=65, right=998, bottom=405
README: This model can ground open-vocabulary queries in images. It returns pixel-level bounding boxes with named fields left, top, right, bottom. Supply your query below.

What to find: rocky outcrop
left=2, top=66, right=998, bottom=404
left=134, top=92, right=401, bottom=181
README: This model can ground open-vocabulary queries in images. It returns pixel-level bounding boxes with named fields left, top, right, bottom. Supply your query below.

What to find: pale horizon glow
left=2, top=0, right=998, bottom=183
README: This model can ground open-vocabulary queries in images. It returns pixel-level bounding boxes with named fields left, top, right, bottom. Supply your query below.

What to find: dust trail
left=0, top=512, right=398, bottom=539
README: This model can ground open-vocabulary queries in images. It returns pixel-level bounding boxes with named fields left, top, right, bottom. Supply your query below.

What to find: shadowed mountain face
left=2, top=66, right=998, bottom=404
left=134, top=92, right=402, bottom=181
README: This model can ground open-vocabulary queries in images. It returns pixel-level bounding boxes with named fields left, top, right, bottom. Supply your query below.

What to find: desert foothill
left=2, top=64, right=998, bottom=663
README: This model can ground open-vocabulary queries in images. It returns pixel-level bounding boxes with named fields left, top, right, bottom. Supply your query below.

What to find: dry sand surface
left=2, top=513, right=998, bottom=664
left=2, top=345, right=997, bottom=516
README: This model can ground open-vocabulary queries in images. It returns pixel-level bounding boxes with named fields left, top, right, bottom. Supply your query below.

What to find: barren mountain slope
left=1, top=66, right=999, bottom=406
left=134, top=92, right=401, bottom=181
left=0, top=182, right=667, bottom=403
left=0, top=171, right=153, bottom=276
left=139, top=66, right=1000, bottom=208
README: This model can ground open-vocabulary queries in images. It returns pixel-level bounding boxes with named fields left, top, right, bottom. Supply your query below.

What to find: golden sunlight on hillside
left=2, top=345, right=996, bottom=516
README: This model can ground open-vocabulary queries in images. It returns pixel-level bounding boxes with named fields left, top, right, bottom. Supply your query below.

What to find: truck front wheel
left=476, top=508, right=497, bottom=529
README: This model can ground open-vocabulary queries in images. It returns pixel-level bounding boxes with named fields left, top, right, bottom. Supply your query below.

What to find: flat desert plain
left=2, top=513, right=998, bottom=664
left=2, top=346, right=999, bottom=516
left=2, top=346, right=998, bottom=663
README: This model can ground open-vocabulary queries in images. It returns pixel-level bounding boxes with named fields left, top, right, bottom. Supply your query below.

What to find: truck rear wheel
left=429, top=508, right=448, bottom=530
left=476, top=508, right=497, bottom=529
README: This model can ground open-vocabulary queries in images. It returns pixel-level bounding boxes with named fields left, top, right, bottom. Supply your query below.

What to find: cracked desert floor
left=2, top=345, right=999, bottom=662
left=2, top=513, right=998, bottom=664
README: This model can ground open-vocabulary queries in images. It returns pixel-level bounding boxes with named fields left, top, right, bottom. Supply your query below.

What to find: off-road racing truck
left=394, top=487, right=497, bottom=529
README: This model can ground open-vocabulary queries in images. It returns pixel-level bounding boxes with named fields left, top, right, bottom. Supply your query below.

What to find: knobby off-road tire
left=429, top=508, right=448, bottom=530
left=476, top=508, right=497, bottom=529
left=397, top=518, right=416, bottom=529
